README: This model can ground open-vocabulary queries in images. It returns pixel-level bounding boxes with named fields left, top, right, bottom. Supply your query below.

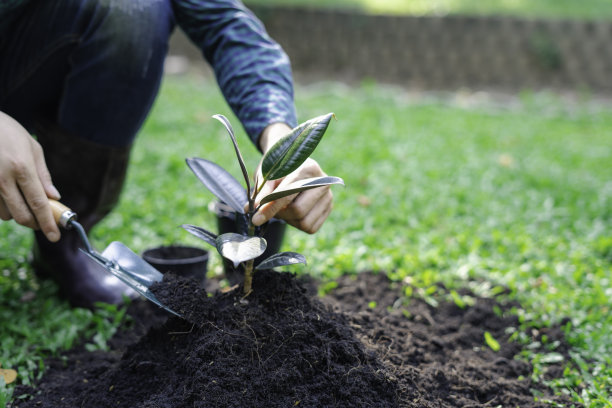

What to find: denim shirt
left=0, top=0, right=297, bottom=144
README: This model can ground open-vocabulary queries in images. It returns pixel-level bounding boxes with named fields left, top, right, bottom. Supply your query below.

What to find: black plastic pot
left=142, top=245, right=209, bottom=287
left=211, top=201, right=287, bottom=285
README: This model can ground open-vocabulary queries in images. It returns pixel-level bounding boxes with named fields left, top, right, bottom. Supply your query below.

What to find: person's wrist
left=258, top=122, right=292, bottom=153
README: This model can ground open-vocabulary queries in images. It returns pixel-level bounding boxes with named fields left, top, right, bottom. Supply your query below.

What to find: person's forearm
left=258, top=122, right=292, bottom=153
left=173, top=0, right=297, bottom=144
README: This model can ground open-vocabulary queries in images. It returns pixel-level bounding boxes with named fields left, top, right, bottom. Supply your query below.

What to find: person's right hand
left=0, top=111, right=61, bottom=242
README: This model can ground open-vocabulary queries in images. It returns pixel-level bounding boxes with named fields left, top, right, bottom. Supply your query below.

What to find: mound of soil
left=12, top=270, right=574, bottom=407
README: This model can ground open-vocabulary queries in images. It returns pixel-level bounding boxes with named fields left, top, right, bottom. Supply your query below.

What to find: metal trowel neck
left=48, top=199, right=94, bottom=254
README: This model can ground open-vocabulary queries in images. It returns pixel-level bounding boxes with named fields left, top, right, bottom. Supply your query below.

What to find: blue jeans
left=0, top=0, right=175, bottom=147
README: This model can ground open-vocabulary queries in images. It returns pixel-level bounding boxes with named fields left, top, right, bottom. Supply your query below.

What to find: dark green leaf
left=258, top=176, right=344, bottom=206
left=186, top=157, right=247, bottom=214
left=261, top=113, right=334, bottom=181
left=181, top=224, right=217, bottom=247
left=215, top=233, right=267, bottom=268
left=255, top=252, right=307, bottom=270
left=212, top=114, right=251, bottom=195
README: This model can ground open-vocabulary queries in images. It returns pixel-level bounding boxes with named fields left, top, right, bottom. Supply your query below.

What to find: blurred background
left=169, top=0, right=612, bottom=94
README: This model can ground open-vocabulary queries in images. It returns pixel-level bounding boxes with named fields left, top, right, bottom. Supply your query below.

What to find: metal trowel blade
left=101, top=242, right=163, bottom=287
left=81, top=242, right=182, bottom=317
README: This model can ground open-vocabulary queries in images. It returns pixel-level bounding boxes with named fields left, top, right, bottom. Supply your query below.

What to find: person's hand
left=250, top=123, right=333, bottom=234
left=0, top=111, right=61, bottom=242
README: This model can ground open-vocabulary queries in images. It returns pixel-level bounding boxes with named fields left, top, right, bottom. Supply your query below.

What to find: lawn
left=245, top=0, right=612, bottom=20
left=1, top=76, right=611, bottom=407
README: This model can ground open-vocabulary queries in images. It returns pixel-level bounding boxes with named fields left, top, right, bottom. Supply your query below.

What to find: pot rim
left=142, top=245, right=209, bottom=266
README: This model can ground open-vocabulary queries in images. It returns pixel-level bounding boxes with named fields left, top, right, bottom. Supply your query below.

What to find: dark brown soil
left=324, top=273, right=575, bottom=408
left=12, top=270, right=575, bottom=408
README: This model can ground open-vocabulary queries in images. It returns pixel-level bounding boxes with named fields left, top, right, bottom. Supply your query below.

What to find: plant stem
left=254, top=176, right=268, bottom=199
left=243, top=259, right=254, bottom=295
left=243, top=175, right=267, bottom=295
left=243, top=210, right=256, bottom=295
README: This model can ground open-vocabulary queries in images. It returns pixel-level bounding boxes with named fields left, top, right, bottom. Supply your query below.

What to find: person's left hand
left=250, top=123, right=334, bottom=234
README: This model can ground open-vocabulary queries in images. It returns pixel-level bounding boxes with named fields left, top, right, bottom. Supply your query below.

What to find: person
left=0, top=0, right=334, bottom=308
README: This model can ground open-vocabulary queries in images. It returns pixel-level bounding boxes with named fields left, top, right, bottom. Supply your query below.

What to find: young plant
left=182, top=113, right=344, bottom=295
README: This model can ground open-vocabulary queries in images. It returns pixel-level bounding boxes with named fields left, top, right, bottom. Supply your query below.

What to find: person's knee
left=52, top=0, right=174, bottom=146
left=85, top=0, right=174, bottom=76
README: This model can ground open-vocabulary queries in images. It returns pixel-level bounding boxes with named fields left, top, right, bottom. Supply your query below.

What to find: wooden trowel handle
left=48, top=199, right=77, bottom=228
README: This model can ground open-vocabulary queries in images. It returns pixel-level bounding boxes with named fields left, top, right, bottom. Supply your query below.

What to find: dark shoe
left=31, top=122, right=136, bottom=308
left=32, top=230, right=137, bottom=308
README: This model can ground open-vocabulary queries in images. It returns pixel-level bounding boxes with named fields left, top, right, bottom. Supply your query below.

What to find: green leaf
left=450, top=290, right=466, bottom=309
left=258, top=176, right=344, bottom=206
left=212, top=114, right=251, bottom=195
left=181, top=224, right=217, bottom=247
left=215, top=233, right=267, bottom=268
left=261, top=113, right=334, bottom=181
left=318, top=281, right=338, bottom=296
left=484, top=331, right=501, bottom=352
left=186, top=157, right=248, bottom=214
left=255, top=252, right=307, bottom=270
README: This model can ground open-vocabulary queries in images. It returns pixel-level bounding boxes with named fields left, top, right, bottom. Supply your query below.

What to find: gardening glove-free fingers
left=252, top=158, right=334, bottom=234
left=0, top=111, right=61, bottom=242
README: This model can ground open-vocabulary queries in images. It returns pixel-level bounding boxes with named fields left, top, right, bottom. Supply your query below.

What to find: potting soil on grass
left=324, top=273, right=575, bottom=408
left=12, top=270, right=574, bottom=407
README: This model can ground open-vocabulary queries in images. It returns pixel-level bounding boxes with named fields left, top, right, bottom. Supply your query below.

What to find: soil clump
left=12, top=270, right=574, bottom=407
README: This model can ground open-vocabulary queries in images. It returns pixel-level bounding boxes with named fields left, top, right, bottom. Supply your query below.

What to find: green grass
left=246, top=0, right=612, bottom=20
left=1, top=76, right=611, bottom=406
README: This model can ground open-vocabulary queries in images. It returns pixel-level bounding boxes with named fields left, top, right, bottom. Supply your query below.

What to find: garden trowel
left=48, top=199, right=181, bottom=317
